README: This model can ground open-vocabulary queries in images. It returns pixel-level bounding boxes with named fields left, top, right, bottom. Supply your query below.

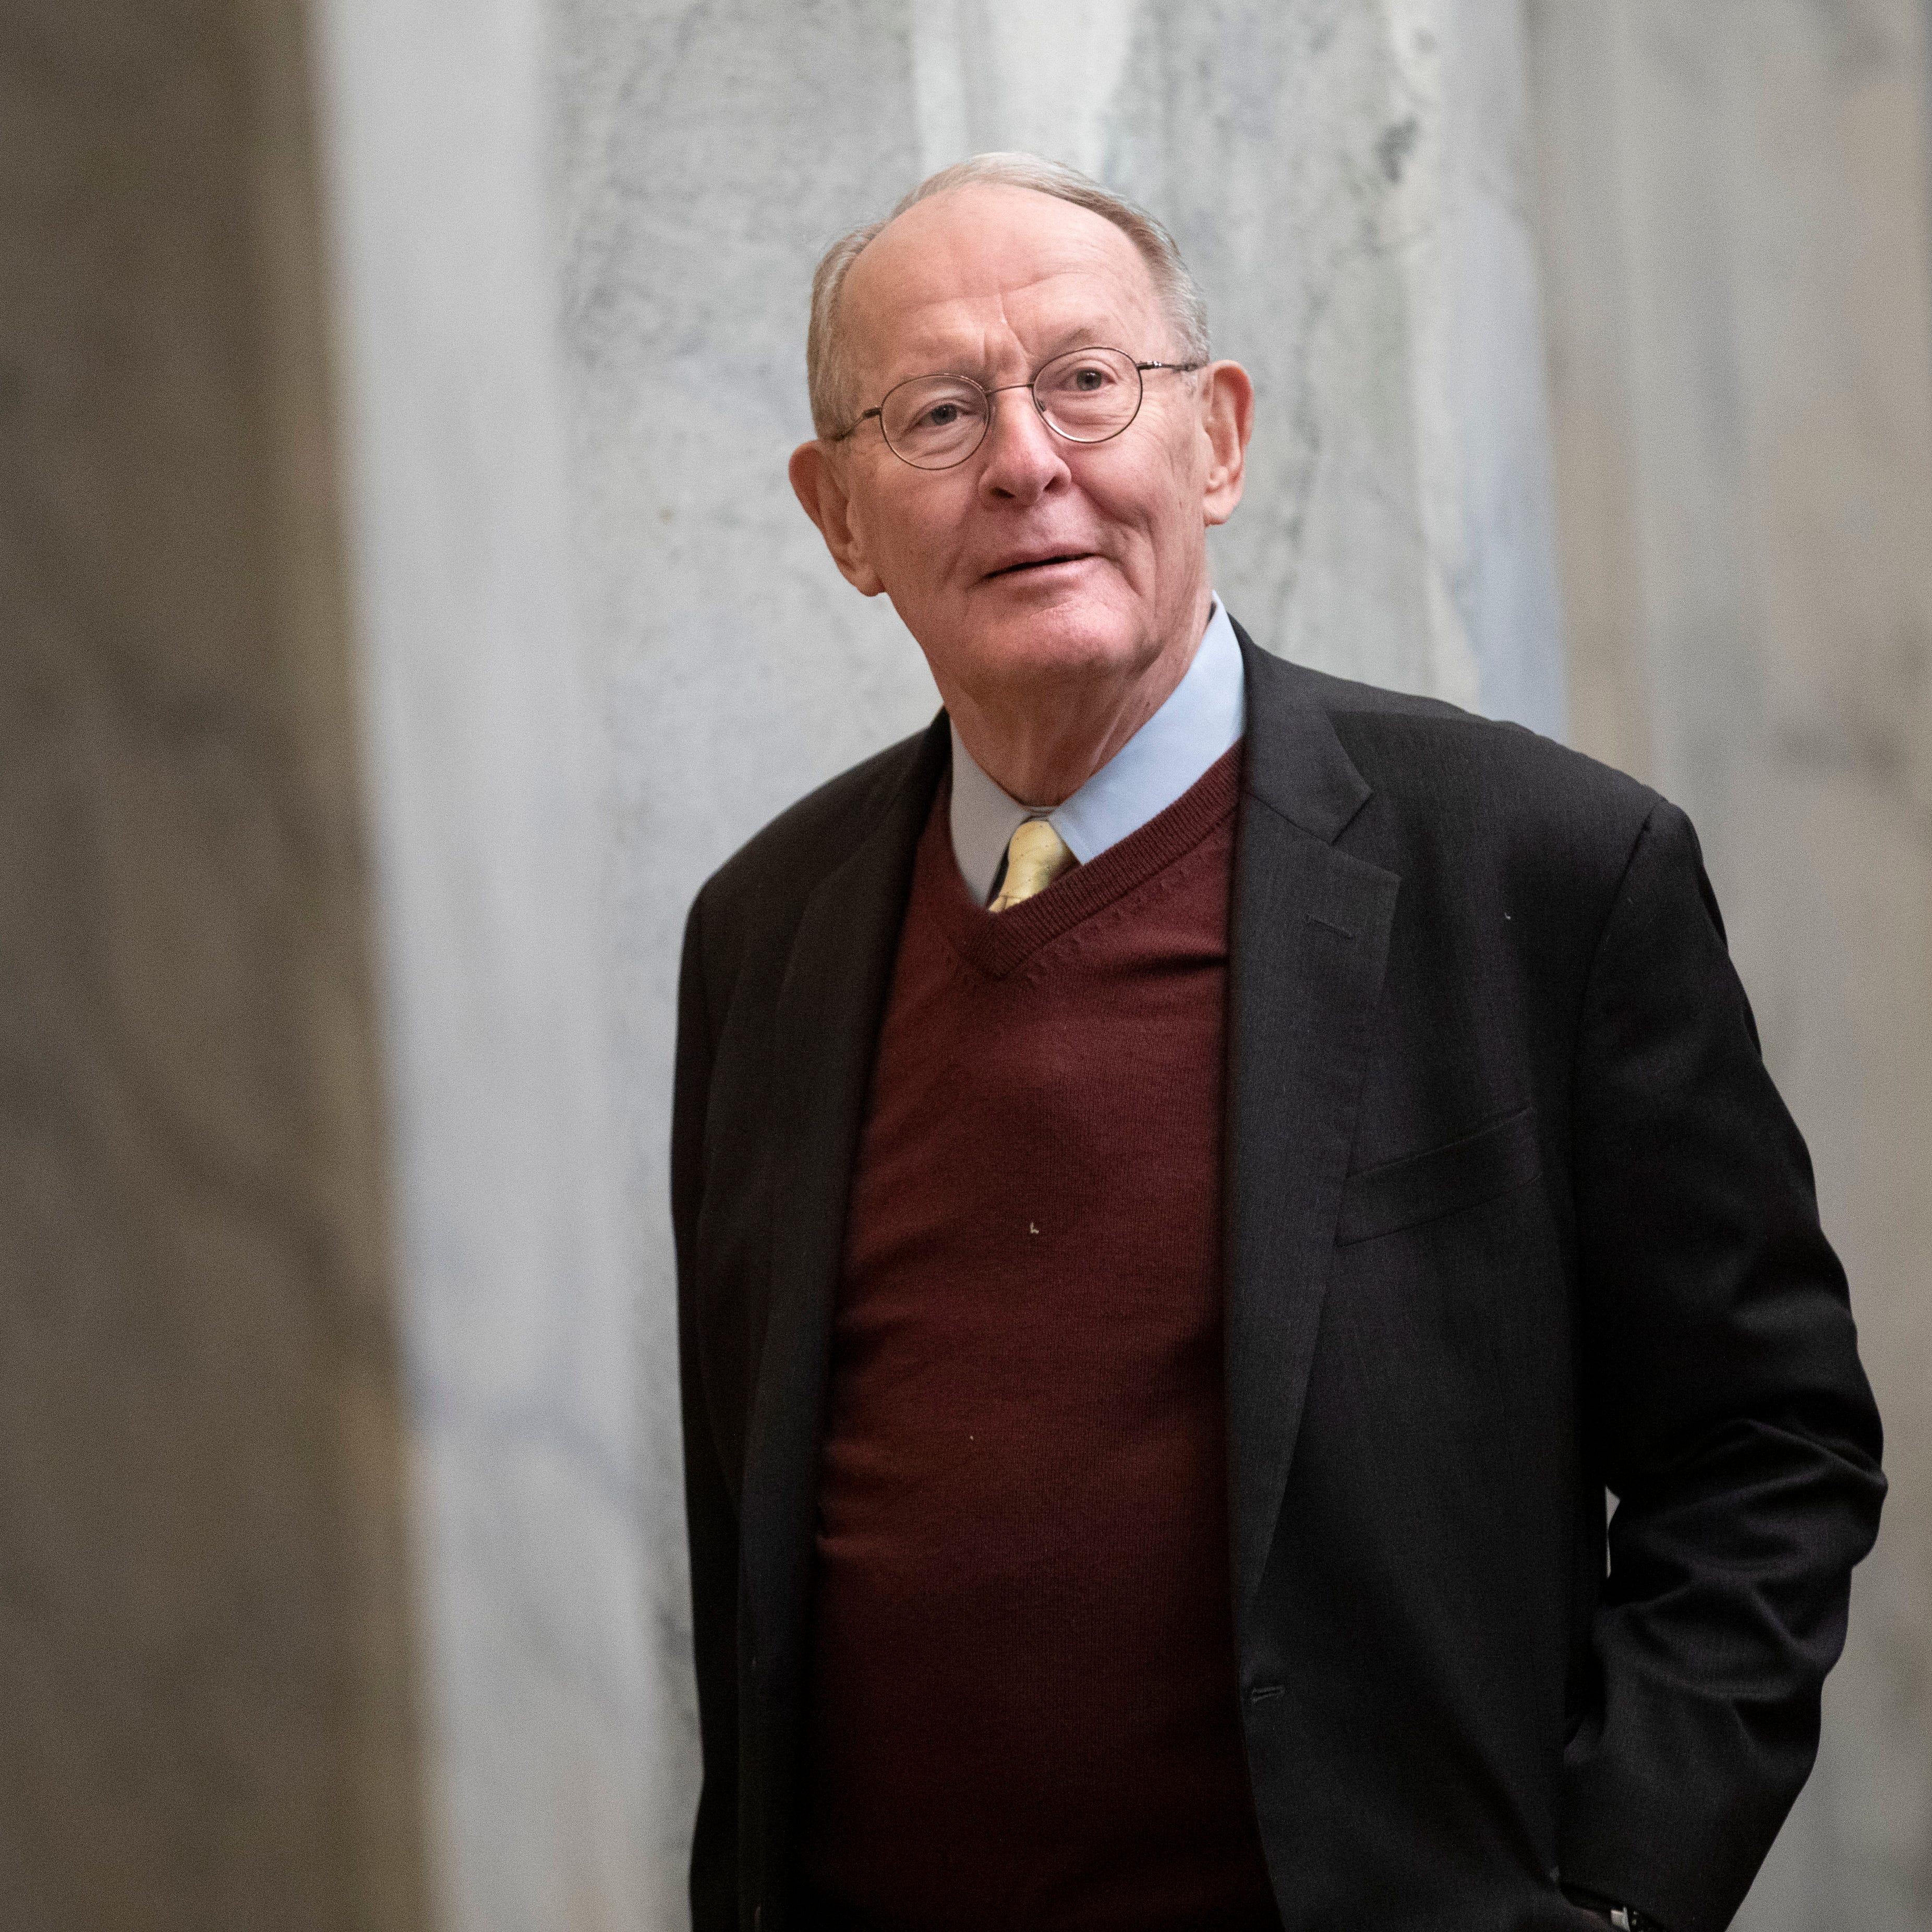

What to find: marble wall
left=1526, top=3, right=1932, bottom=1925
left=0, top=1, right=424, bottom=1926
left=16, top=0, right=1920, bottom=1926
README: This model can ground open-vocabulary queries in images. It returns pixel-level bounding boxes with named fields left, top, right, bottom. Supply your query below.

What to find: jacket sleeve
left=673, top=887, right=742, bottom=1932
left=1558, top=800, right=1886, bottom=1932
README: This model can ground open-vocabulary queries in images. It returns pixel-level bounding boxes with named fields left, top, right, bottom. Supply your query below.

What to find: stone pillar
left=1526, top=4, right=1932, bottom=1924
left=312, top=0, right=670, bottom=1923
left=0, top=2, right=425, bottom=1927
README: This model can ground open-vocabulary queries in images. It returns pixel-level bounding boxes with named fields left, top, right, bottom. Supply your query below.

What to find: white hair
left=805, top=152, right=1211, bottom=440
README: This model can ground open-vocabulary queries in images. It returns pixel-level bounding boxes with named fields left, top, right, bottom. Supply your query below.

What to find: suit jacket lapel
left=741, top=718, right=948, bottom=1694
left=1226, top=629, right=1399, bottom=1618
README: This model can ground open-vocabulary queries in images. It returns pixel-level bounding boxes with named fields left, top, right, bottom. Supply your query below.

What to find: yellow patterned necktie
left=988, top=818, right=1074, bottom=912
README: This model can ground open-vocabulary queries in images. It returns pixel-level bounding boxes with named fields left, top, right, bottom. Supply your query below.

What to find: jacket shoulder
left=1257, top=647, right=1662, bottom=859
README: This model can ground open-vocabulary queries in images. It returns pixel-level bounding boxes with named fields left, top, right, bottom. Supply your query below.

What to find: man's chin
left=956, top=586, right=1156, bottom=675
left=959, top=615, right=1153, bottom=695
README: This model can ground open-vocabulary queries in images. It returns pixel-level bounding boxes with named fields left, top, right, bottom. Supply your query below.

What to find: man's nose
left=977, top=386, right=1070, bottom=503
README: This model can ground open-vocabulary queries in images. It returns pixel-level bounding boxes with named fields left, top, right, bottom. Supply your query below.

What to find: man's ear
left=789, top=441, right=886, bottom=596
left=1199, top=361, right=1255, bottom=528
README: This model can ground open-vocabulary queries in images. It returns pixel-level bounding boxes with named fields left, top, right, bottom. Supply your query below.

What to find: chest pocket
left=1336, top=1105, right=1541, bottom=1246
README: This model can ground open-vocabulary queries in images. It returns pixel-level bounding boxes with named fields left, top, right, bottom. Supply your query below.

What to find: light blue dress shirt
left=948, top=596, right=1247, bottom=907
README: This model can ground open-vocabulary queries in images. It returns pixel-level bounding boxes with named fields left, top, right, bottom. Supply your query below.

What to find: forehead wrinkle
left=840, top=186, right=1165, bottom=395
left=849, top=265, right=1164, bottom=402
left=893, top=283, right=1135, bottom=377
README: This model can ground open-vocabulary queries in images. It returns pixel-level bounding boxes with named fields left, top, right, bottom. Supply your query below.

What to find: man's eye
left=1050, top=360, right=1116, bottom=393
left=923, top=402, right=963, bottom=428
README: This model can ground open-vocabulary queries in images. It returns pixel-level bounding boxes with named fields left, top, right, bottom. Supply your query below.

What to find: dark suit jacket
left=671, top=624, right=1884, bottom=1932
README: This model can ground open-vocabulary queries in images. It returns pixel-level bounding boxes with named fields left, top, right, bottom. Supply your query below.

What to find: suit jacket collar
left=1232, top=618, right=1373, bottom=839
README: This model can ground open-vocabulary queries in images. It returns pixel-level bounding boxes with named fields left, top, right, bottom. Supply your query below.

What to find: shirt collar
left=948, top=596, right=1247, bottom=907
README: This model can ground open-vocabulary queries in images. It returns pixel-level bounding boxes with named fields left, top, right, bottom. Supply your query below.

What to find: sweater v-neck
left=923, top=740, right=1243, bottom=980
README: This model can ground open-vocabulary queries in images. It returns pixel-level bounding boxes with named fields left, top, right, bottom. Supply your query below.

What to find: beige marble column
left=0, top=2, right=426, bottom=1929
left=1526, top=4, right=1932, bottom=1924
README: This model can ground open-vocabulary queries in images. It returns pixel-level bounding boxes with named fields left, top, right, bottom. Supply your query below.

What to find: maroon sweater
left=800, top=745, right=1278, bottom=1931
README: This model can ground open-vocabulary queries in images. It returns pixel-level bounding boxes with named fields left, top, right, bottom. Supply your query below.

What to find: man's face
left=794, top=186, right=1246, bottom=720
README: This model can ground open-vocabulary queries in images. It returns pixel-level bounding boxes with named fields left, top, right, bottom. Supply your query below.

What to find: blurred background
left=3, top=1, right=1928, bottom=1927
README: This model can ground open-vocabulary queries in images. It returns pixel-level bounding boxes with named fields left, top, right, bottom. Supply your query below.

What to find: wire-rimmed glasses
left=839, top=345, right=1206, bottom=470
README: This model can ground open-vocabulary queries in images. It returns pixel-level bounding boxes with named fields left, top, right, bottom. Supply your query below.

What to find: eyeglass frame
left=831, top=346, right=1209, bottom=469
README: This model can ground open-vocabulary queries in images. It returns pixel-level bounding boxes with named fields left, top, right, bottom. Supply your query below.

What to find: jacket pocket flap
left=1336, top=1106, right=1541, bottom=1246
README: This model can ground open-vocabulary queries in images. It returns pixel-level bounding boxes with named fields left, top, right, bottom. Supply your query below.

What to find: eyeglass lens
left=879, top=346, right=1144, bottom=469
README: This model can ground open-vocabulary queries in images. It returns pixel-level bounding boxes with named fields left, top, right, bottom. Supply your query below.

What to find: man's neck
left=944, top=594, right=1215, bottom=807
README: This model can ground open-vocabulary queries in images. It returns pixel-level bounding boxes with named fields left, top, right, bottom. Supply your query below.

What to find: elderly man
left=671, top=155, right=1883, bottom=1932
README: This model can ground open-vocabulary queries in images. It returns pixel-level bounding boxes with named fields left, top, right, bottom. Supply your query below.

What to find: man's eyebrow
left=1034, top=325, right=1127, bottom=359
left=891, top=325, right=1130, bottom=379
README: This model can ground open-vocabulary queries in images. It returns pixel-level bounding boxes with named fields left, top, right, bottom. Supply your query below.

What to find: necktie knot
left=989, top=818, right=1074, bottom=912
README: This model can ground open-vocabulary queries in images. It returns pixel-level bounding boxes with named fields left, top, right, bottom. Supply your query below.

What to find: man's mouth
left=984, top=552, right=1093, bottom=579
